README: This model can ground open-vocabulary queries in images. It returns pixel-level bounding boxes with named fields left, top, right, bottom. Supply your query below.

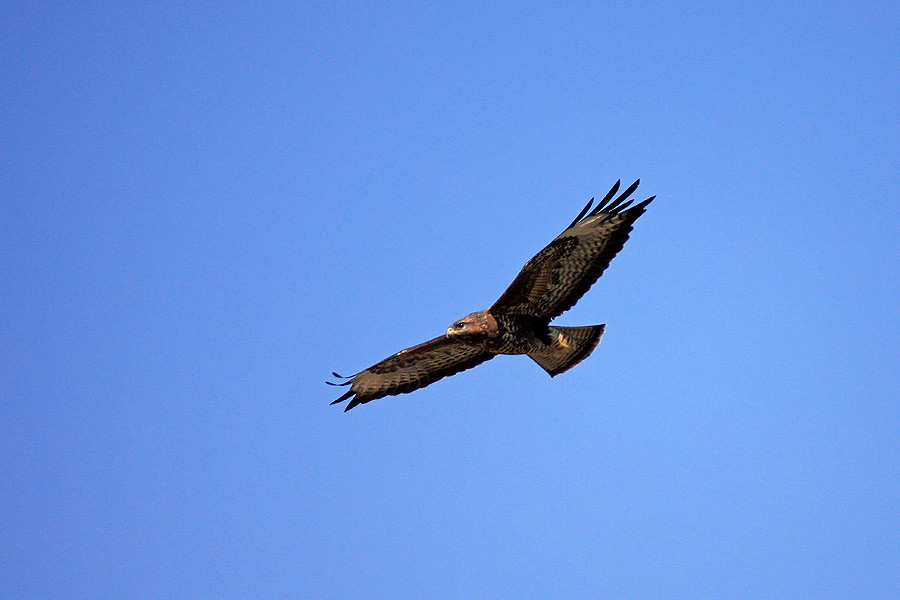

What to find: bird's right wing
left=328, top=336, right=494, bottom=410
left=490, top=180, right=654, bottom=320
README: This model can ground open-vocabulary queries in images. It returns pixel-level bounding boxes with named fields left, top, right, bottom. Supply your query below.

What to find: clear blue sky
left=3, top=2, right=899, bottom=598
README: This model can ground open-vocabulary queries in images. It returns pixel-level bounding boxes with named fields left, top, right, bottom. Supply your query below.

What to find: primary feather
left=330, top=180, right=654, bottom=410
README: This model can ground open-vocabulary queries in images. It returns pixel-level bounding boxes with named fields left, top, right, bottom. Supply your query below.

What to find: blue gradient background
left=3, top=2, right=899, bottom=598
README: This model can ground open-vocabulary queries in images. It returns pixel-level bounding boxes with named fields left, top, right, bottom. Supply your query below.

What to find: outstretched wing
left=328, top=336, right=494, bottom=411
left=490, top=180, right=654, bottom=319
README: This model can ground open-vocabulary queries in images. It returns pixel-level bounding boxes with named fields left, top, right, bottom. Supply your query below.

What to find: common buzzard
left=329, top=180, right=654, bottom=410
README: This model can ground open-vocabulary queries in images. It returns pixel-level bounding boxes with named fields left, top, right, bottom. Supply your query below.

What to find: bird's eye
left=454, top=322, right=466, bottom=330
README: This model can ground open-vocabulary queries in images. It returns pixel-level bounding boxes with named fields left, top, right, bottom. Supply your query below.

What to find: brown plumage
left=329, top=179, right=654, bottom=410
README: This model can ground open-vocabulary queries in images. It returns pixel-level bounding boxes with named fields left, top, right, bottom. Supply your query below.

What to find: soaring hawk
left=329, top=180, right=654, bottom=410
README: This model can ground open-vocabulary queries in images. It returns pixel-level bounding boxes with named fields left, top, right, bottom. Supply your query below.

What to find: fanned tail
left=528, top=325, right=606, bottom=377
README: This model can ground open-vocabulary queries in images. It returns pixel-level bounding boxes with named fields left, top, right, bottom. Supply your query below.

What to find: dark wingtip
left=591, top=180, right=622, bottom=216
left=616, top=199, right=634, bottom=212
left=331, top=390, right=354, bottom=405
left=618, top=180, right=640, bottom=202
left=327, top=370, right=356, bottom=389
left=566, top=197, right=595, bottom=230
left=630, top=195, right=655, bottom=213
left=570, top=179, right=647, bottom=227
left=598, top=180, right=642, bottom=218
left=326, top=371, right=353, bottom=386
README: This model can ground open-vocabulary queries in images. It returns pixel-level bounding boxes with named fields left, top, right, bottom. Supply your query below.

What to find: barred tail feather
left=528, top=325, right=605, bottom=377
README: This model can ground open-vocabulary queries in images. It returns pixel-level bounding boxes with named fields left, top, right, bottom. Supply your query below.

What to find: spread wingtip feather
left=331, top=390, right=354, bottom=405
left=328, top=178, right=654, bottom=411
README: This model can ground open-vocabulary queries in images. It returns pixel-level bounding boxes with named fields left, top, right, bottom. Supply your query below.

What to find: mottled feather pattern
left=330, top=336, right=493, bottom=410
left=330, top=179, right=654, bottom=410
left=491, top=180, right=654, bottom=319
left=494, top=238, right=579, bottom=316
left=527, top=324, right=606, bottom=376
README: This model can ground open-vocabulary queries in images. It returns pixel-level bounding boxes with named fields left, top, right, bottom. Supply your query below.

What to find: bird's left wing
left=329, top=336, right=494, bottom=410
left=490, top=180, right=654, bottom=320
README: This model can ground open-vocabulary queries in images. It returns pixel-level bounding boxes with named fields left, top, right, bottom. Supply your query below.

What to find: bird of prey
left=329, top=179, right=654, bottom=410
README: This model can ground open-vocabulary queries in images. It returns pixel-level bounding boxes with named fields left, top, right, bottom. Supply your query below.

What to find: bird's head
left=447, top=310, right=499, bottom=338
